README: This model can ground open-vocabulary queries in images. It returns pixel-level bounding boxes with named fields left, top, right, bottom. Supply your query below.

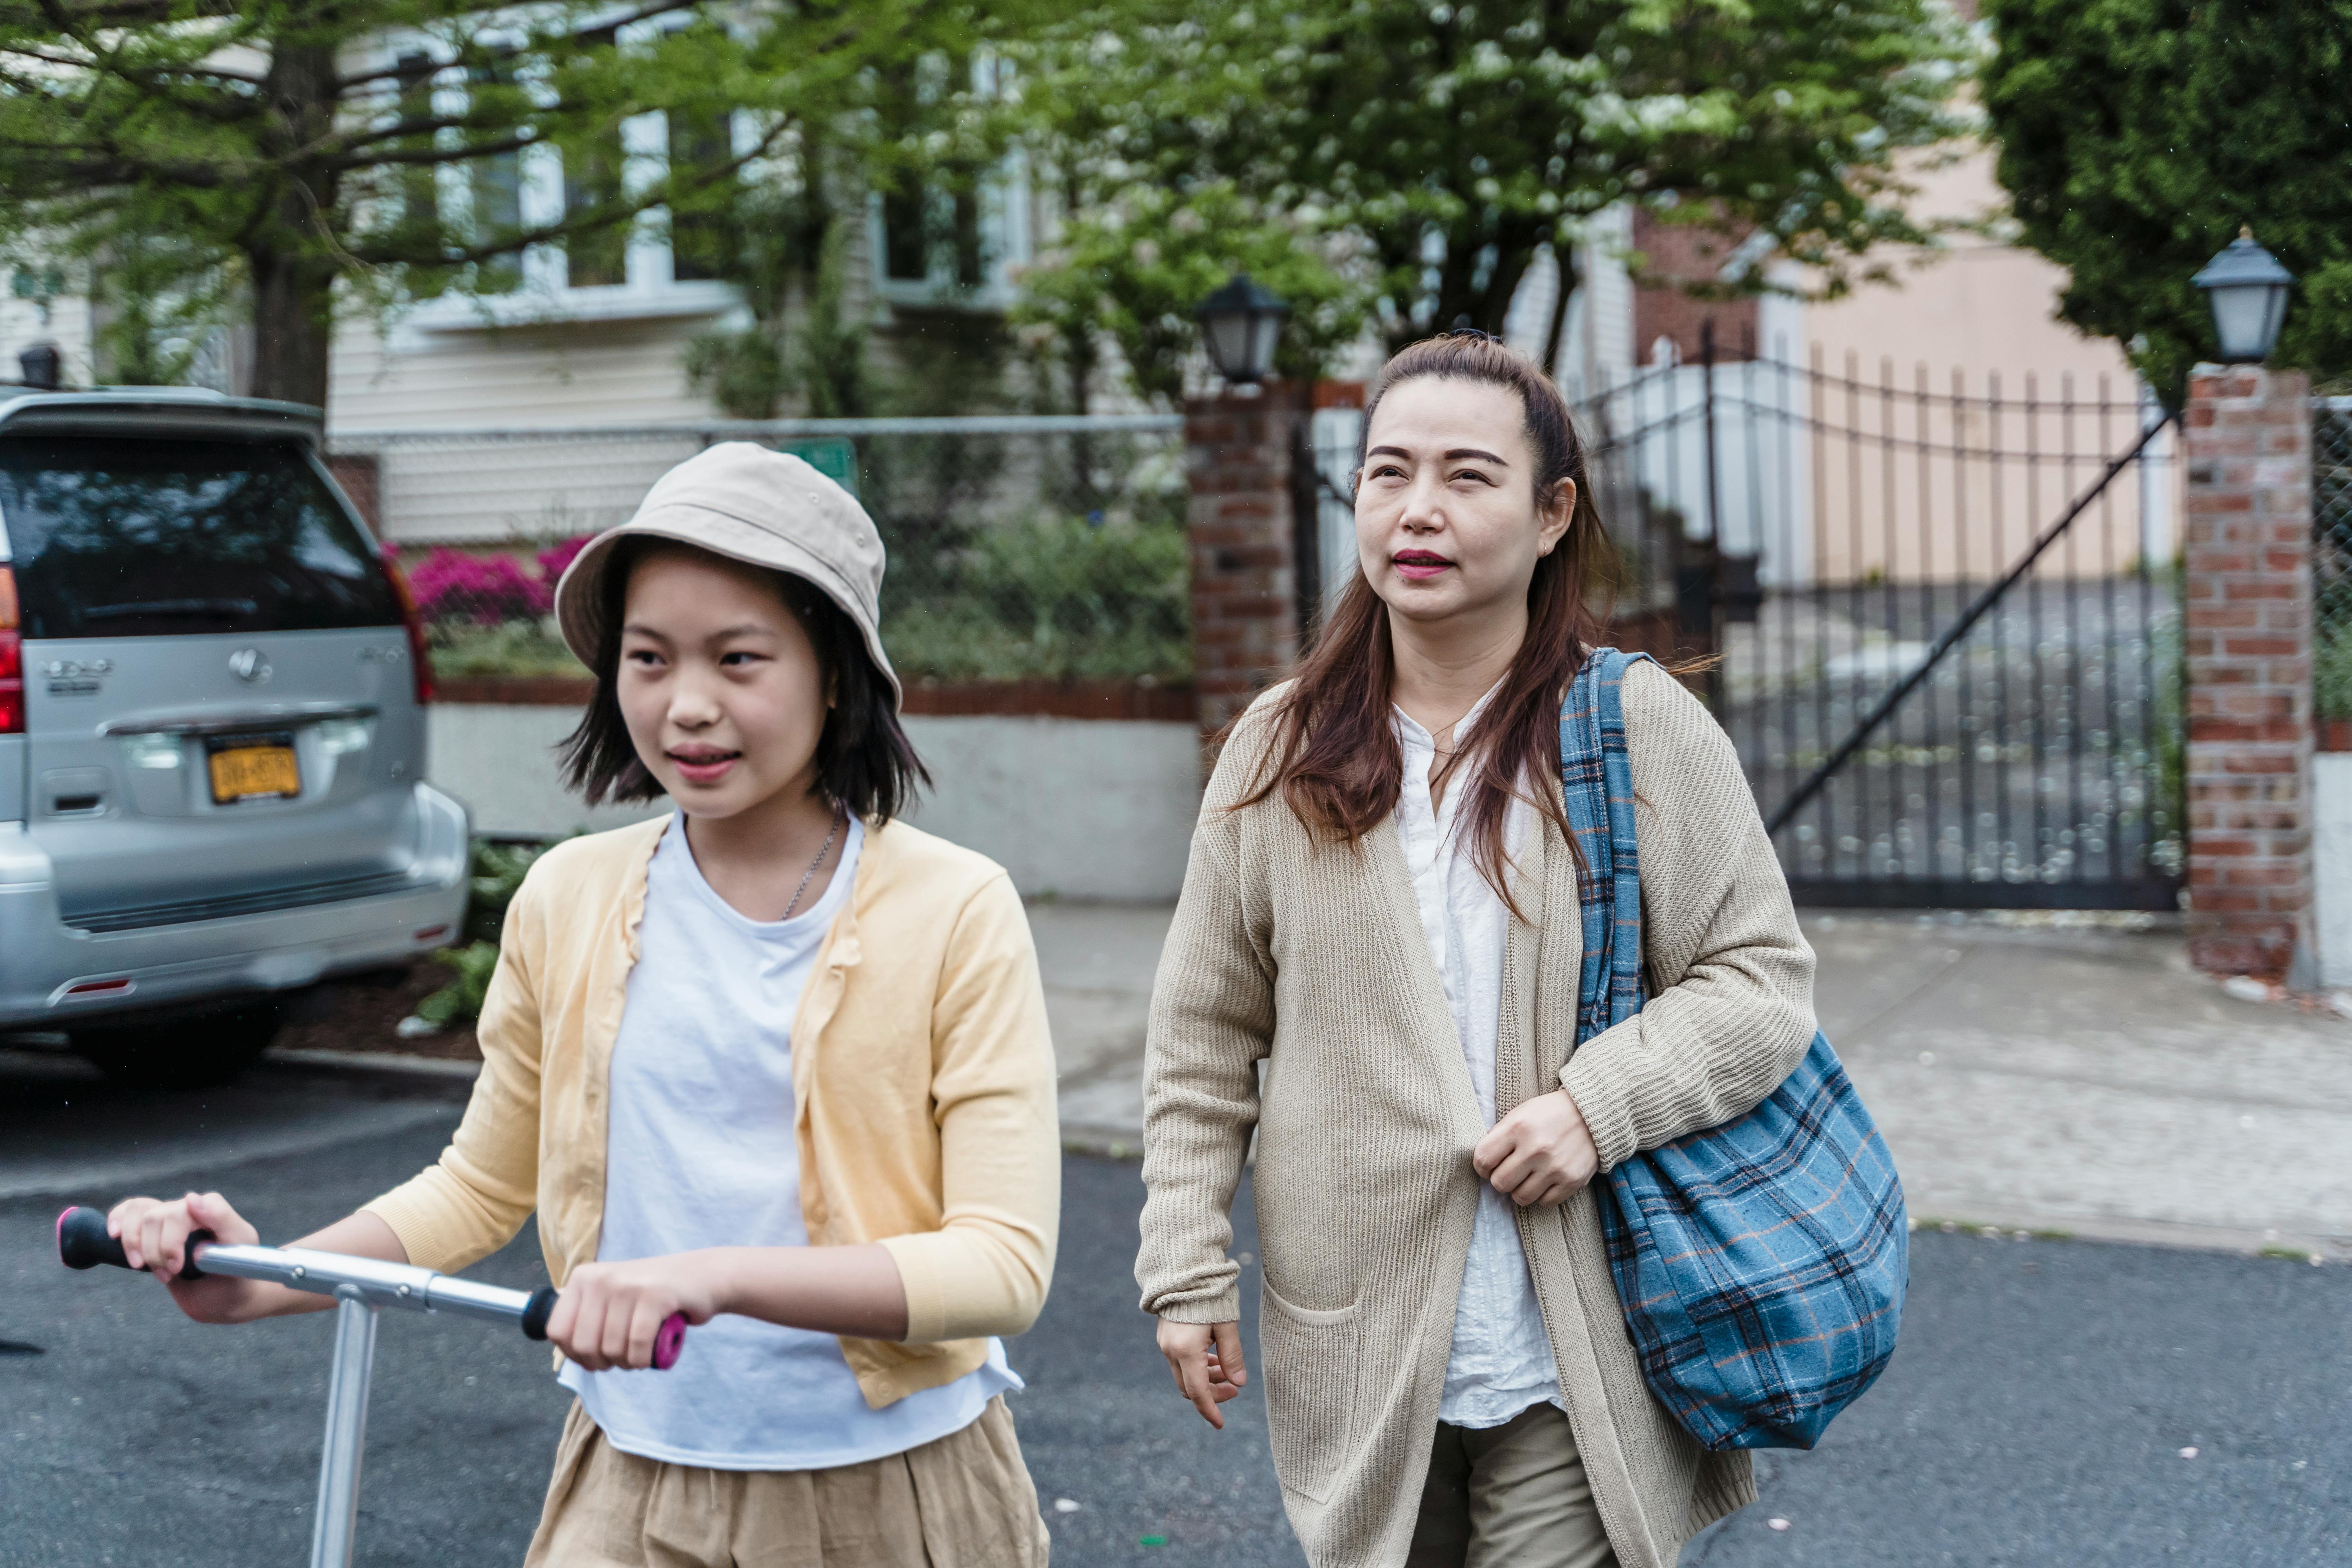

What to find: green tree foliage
left=0, top=2, right=966, bottom=406
left=682, top=182, right=871, bottom=419
left=1983, top=0, right=2352, bottom=404
left=680, top=41, right=1033, bottom=417
left=1012, top=181, right=1367, bottom=406
left=1012, top=0, right=1971, bottom=398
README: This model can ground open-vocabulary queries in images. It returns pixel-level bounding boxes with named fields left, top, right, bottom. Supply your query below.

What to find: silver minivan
left=0, top=389, right=468, bottom=1085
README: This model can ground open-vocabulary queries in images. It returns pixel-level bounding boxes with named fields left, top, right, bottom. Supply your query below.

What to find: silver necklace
left=781, top=804, right=844, bottom=921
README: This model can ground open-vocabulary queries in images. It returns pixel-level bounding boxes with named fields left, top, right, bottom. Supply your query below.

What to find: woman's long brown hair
left=1233, top=334, right=1615, bottom=913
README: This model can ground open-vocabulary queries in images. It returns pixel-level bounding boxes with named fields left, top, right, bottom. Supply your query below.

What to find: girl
left=104, top=444, right=1061, bottom=1566
left=1136, top=335, right=1816, bottom=1568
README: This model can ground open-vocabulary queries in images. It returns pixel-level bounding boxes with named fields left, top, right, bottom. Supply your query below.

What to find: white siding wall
left=2316, top=753, right=2352, bottom=988
left=327, top=313, right=724, bottom=543
left=0, top=294, right=98, bottom=389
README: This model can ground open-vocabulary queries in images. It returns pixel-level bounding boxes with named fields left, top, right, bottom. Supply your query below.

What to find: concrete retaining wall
left=2316, top=753, right=2352, bottom=988
left=425, top=704, right=1201, bottom=901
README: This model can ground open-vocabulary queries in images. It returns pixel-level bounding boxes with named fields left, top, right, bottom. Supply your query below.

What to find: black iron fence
left=1578, top=347, right=2182, bottom=909
left=2314, top=401, right=2352, bottom=725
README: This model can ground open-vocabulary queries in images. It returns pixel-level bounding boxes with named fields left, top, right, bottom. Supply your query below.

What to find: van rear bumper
left=0, top=783, right=470, bottom=1031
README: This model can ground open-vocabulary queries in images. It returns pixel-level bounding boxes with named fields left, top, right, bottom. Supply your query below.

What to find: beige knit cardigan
left=1135, top=659, right=1817, bottom=1568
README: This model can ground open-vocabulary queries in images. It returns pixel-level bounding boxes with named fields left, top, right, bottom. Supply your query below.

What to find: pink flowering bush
left=406, top=534, right=591, bottom=628
left=408, top=548, right=550, bottom=626
left=396, top=537, right=599, bottom=677
left=537, top=534, right=593, bottom=586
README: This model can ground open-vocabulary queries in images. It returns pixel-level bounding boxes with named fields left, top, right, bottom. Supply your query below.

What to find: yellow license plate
left=208, top=744, right=299, bottom=803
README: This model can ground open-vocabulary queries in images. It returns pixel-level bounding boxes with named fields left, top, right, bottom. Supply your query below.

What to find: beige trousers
left=523, top=1397, right=1051, bottom=1568
left=1405, top=1404, right=1621, bottom=1568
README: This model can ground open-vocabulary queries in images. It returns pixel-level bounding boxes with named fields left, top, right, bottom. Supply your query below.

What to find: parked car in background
left=0, top=389, right=468, bottom=1087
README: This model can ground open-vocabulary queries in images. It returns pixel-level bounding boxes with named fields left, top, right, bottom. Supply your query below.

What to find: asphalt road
left=3, top=1062, right=2347, bottom=1566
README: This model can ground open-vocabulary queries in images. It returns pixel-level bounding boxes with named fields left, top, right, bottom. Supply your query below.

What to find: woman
left=102, top=444, right=1060, bottom=1566
left=1136, top=334, right=1816, bottom=1568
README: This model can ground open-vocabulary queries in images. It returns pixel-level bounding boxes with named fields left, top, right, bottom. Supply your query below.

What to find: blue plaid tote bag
left=1559, top=648, right=1908, bottom=1451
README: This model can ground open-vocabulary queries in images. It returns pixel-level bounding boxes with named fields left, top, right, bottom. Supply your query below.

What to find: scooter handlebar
left=56, top=1204, right=211, bottom=1279
left=56, top=1206, right=686, bottom=1370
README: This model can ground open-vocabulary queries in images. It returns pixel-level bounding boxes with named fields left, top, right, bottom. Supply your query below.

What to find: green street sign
left=775, top=436, right=859, bottom=498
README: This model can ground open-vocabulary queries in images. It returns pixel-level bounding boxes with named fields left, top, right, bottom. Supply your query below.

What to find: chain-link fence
left=2316, top=401, right=2352, bottom=723
left=331, top=417, right=1191, bottom=686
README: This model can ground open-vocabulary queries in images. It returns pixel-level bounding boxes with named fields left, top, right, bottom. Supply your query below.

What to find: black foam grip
left=521, top=1285, right=558, bottom=1342
left=56, top=1207, right=125, bottom=1270
left=54, top=1207, right=210, bottom=1280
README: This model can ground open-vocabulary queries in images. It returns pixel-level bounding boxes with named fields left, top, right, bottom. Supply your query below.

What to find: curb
left=265, top=1047, right=483, bottom=1082
left=1062, top=1125, right=1145, bottom=1160
left=1909, top=1208, right=2352, bottom=1264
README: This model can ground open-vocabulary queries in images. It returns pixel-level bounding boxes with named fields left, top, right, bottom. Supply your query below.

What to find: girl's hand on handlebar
left=107, top=1191, right=266, bottom=1323
left=548, top=1254, right=725, bottom=1371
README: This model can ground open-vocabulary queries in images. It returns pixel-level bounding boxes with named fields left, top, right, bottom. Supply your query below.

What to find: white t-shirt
left=1394, top=688, right=1568, bottom=1430
left=561, top=815, right=1020, bottom=1469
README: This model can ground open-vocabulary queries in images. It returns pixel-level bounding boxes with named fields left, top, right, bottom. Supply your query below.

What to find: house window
left=468, top=58, right=524, bottom=293
left=563, top=142, right=628, bottom=288
left=472, top=154, right=524, bottom=293
left=394, top=53, right=439, bottom=240
left=869, top=53, right=1022, bottom=304
left=881, top=188, right=928, bottom=282
left=667, top=108, right=731, bottom=283
left=878, top=184, right=988, bottom=291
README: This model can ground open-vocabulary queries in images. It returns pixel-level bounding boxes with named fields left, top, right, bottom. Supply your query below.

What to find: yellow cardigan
left=361, top=814, right=1062, bottom=1409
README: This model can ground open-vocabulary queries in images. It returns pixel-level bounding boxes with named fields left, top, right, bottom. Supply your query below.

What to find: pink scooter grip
left=521, top=1287, right=686, bottom=1370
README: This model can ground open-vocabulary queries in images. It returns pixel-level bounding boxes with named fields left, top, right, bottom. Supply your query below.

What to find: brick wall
left=1631, top=209, right=1759, bottom=367
left=1186, top=385, right=1307, bottom=735
left=323, top=452, right=383, bottom=535
left=2181, top=364, right=2316, bottom=980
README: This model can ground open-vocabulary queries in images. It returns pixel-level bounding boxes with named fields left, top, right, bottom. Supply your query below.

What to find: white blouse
left=1394, top=687, right=1567, bottom=1430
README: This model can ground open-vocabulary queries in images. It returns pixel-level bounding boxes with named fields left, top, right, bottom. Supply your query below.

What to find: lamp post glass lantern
left=2192, top=228, right=2295, bottom=363
left=1196, top=273, right=1289, bottom=387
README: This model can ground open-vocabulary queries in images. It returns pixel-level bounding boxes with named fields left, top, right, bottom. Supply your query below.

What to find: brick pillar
left=1187, top=385, right=1308, bottom=736
left=324, top=452, right=383, bottom=535
left=2182, top=364, right=2316, bottom=981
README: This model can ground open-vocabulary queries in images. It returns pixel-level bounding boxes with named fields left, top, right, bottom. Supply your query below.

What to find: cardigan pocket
left=1257, top=1276, right=1360, bottom=1505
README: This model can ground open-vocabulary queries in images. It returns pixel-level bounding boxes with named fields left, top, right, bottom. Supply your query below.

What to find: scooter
left=56, top=1205, right=686, bottom=1568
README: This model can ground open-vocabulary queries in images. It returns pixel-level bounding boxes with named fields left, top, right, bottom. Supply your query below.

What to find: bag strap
left=1559, top=647, right=1654, bottom=1046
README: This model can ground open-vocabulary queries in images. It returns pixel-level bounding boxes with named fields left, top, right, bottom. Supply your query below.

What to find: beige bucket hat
left=552, top=442, right=899, bottom=706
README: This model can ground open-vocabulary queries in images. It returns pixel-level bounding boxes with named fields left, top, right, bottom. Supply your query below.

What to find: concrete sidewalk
left=1028, top=903, right=2352, bottom=1259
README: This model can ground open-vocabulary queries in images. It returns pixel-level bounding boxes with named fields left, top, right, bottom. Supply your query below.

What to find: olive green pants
left=1405, top=1403, right=1621, bottom=1568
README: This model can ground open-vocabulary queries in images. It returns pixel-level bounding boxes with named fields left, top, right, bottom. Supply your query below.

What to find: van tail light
left=379, top=546, right=435, bottom=705
left=0, top=565, right=22, bottom=735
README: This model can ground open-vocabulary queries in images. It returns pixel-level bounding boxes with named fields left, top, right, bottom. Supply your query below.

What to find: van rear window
left=0, top=436, right=399, bottom=639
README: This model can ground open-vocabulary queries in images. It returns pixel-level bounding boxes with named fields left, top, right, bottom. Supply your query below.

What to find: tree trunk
left=1472, top=241, right=1538, bottom=338
left=247, top=244, right=336, bottom=408
left=1541, top=243, right=1578, bottom=381
left=249, top=40, right=340, bottom=408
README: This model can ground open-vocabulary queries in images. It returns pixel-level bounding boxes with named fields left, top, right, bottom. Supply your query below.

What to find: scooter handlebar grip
left=517, top=1284, right=685, bottom=1371
left=520, top=1285, right=558, bottom=1342
left=56, top=1207, right=126, bottom=1270
left=653, top=1313, right=687, bottom=1371
left=56, top=1207, right=212, bottom=1280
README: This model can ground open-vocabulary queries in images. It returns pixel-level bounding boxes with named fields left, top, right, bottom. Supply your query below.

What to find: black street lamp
left=2192, top=228, right=2295, bottom=363
left=1196, top=273, right=1289, bottom=388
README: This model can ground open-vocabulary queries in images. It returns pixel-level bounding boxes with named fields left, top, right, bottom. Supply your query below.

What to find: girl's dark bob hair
left=556, top=536, right=930, bottom=820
